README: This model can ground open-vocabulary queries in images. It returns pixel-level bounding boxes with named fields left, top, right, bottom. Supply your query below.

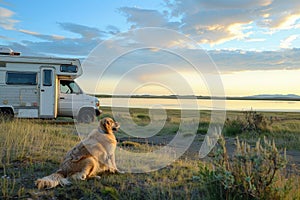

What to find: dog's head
left=99, top=117, right=120, bottom=134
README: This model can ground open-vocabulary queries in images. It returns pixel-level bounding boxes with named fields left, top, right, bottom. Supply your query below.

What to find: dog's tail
left=35, top=172, right=70, bottom=189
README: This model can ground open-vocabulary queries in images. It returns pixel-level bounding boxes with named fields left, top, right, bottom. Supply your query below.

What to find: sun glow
left=80, top=69, right=300, bottom=97
left=221, top=69, right=300, bottom=96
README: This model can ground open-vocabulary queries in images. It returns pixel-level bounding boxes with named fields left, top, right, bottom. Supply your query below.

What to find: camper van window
left=43, top=70, right=52, bottom=86
left=60, top=80, right=82, bottom=94
left=60, top=64, right=78, bottom=73
left=6, top=72, right=37, bottom=85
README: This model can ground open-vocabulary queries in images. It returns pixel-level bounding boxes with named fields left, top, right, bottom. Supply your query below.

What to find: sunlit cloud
left=0, top=6, right=18, bottom=30
left=19, top=29, right=40, bottom=36
left=52, top=35, right=65, bottom=40
left=270, top=14, right=300, bottom=30
left=280, top=34, right=299, bottom=49
left=163, top=0, right=300, bottom=45
left=245, top=38, right=266, bottom=42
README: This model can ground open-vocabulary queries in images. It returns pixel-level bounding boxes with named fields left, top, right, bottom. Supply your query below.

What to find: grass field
left=1, top=107, right=300, bottom=199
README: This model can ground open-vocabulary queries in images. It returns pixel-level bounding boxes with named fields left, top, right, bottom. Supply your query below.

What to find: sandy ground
left=118, top=134, right=300, bottom=169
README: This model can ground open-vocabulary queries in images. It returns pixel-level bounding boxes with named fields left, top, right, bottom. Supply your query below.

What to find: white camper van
left=0, top=47, right=101, bottom=122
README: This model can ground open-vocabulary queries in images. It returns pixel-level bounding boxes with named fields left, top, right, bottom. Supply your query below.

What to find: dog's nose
left=115, top=122, right=120, bottom=128
left=113, top=122, right=120, bottom=130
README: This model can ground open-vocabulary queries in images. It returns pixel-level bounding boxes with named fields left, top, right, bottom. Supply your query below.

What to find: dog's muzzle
left=112, top=122, right=120, bottom=131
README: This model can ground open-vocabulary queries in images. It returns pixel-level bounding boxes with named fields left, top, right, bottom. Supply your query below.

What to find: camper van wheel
left=0, top=108, right=14, bottom=121
left=78, top=109, right=95, bottom=123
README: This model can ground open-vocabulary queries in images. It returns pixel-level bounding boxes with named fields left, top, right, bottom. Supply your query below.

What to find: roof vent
left=0, top=47, right=21, bottom=56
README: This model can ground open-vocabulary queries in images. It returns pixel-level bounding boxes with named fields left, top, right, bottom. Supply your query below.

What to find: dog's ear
left=105, top=118, right=112, bottom=129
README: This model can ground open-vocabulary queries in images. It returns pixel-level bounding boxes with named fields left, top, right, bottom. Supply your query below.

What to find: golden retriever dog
left=35, top=117, right=121, bottom=189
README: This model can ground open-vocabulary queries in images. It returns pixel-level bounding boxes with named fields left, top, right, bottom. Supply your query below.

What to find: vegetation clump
left=224, top=110, right=272, bottom=136
left=198, top=136, right=297, bottom=200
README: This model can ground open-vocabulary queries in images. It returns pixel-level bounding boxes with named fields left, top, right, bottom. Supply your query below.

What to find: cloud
left=118, top=0, right=300, bottom=46
left=19, top=38, right=98, bottom=56
left=166, top=0, right=272, bottom=15
left=18, top=28, right=67, bottom=42
left=245, top=38, right=266, bottom=42
left=120, top=2, right=256, bottom=45
left=273, top=14, right=300, bottom=30
left=119, top=5, right=254, bottom=45
left=0, top=6, right=19, bottom=30
left=10, top=23, right=110, bottom=56
left=210, top=48, right=300, bottom=71
left=280, top=35, right=299, bottom=49
left=0, top=34, right=10, bottom=40
left=6, top=42, right=44, bottom=56
left=259, top=0, right=300, bottom=30
left=106, top=25, right=121, bottom=35
left=58, top=22, right=106, bottom=39
left=18, top=23, right=107, bottom=42
left=119, top=7, right=167, bottom=27
left=119, top=7, right=180, bottom=30
left=173, top=0, right=300, bottom=44
left=19, top=29, right=40, bottom=36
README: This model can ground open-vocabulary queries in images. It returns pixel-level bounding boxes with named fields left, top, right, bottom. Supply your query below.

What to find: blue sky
left=1, top=0, right=300, bottom=96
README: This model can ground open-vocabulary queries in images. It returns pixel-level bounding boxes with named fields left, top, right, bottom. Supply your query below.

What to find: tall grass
left=0, top=109, right=300, bottom=199
left=0, top=119, right=78, bottom=199
left=0, top=119, right=78, bottom=166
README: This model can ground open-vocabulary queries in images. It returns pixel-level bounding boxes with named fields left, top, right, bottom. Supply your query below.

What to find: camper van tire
left=0, top=107, right=14, bottom=121
left=77, top=108, right=96, bottom=123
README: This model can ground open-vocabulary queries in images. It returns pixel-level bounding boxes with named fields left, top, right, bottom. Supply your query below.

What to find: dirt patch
left=118, top=134, right=300, bottom=168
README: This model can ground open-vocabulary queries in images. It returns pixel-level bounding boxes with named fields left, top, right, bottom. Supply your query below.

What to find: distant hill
left=244, top=94, right=300, bottom=100
left=95, top=94, right=300, bottom=100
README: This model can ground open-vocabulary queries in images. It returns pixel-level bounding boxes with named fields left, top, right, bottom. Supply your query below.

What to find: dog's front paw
left=71, top=173, right=87, bottom=181
left=116, top=169, right=125, bottom=174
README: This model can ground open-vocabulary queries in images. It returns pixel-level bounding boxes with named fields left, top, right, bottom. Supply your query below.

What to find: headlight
left=95, top=98, right=100, bottom=107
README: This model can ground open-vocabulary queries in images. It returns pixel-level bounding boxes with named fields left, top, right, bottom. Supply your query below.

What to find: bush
left=243, top=111, right=271, bottom=132
left=224, top=110, right=272, bottom=136
left=199, top=136, right=292, bottom=200
left=223, top=119, right=244, bottom=136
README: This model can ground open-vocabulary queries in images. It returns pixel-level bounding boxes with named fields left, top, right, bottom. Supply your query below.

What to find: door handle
left=41, top=89, right=45, bottom=92
left=60, top=97, right=65, bottom=99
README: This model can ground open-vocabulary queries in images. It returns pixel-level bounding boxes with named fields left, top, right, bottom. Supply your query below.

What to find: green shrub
left=223, top=118, right=244, bottom=136
left=199, top=136, right=293, bottom=200
left=243, top=111, right=272, bottom=132
left=224, top=111, right=272, bottom=136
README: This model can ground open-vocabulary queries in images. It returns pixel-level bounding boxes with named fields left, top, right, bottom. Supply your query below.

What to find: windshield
left=60, top=80, right=82, bottom=94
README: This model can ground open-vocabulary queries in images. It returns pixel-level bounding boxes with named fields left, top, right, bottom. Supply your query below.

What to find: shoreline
left=94, top=94, right=300, bottom=101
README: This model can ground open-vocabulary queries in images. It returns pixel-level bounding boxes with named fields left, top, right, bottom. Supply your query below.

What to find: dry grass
left=0, top=108, right=300, bottom=199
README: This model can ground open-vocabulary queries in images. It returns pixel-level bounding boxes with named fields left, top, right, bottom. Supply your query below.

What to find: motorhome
left=0, top=47, right=101, bottom=122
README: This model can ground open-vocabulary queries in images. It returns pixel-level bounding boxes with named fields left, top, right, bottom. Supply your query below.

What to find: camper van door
left=40, top=67, right=56, bottom=118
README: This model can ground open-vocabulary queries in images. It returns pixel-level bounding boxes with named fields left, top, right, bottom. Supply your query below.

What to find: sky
left=0, top=0, right=300, bottom=96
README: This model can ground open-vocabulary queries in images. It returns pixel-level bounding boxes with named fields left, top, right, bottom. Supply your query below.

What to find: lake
left=99, top=97, right=300, bottom=112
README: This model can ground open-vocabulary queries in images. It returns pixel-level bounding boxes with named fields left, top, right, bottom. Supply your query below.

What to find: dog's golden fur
left=35, top=117, right=120, bottom=189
